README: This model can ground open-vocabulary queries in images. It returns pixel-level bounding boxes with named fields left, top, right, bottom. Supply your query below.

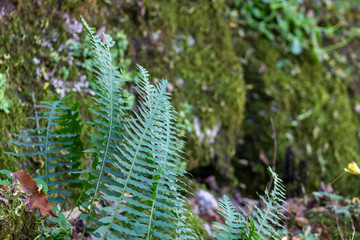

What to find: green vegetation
left=1, top=0, right=360, bottom=238
left=232, top=0, right=324, bottom=60
left=0, top=20, right=286, bottom=239
left=214, top=167, right=286, bottom=240
left=234, top=37, right=359, bottom=194
left=0, top=73, right=12, bottom=114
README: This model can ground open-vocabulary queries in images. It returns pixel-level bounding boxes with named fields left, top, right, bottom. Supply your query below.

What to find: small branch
left=330, top=172, right=346, bottom=185
left=327, top=189, right=344, bottom=240
left=267, top=117, right=277, bottom=192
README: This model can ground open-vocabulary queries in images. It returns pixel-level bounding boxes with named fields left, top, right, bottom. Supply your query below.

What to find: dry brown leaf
left=295, top=216, right=309, bottom=227
left=319, top=223, right=331, bottom=240
left=11, top=170, right=56, bottom=218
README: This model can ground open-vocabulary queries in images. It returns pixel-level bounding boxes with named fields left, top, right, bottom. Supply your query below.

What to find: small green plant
left=233, top=0, right=324, bottom=61
left=0, top=170, right=72, bottom=239
left=214, top=167, right=286, bottom=239
left=0, top=73, right=13, bottom=114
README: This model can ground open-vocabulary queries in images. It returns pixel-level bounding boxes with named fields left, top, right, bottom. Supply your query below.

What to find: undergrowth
left=0, top=18, right=287, bottom=239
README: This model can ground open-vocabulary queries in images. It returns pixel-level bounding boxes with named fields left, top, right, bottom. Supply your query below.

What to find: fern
left=8, top=96, right=83, bottom=204
left=94, top=67, right=195, bottom=239
left=79, top=17, right=130, bottom=237
left=214, top=195, right=247, bottom=240
left=214, top=167, right=286, bottom=240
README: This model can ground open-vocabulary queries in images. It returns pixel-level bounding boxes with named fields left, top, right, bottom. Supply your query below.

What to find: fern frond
left=214, top=195, right=246, bottom=240
left=214, top=167, right=286, bottom=240
left=79, top=17, right=130, bottom=237
left=80, top=19, right=196, bottom=239
left=96, top=66, right=194, bottom=239
left=8, top=96, right=83, bottom=204
left=174, top=200, right=200, bottom=240
left=251, top=167, right=286, bottom=239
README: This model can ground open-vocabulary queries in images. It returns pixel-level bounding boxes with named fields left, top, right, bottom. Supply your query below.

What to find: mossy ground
left=0, top=0, right=105, bottom=173
left=0, top=188, right=44, bottom=239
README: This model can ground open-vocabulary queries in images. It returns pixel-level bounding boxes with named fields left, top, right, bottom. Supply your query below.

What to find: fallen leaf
left=229, top=22, right=237, bottom=28
left=295, top=216, right=309, bottom=227
left=11, top=170, right=56, bottom=218
left=319, top=223, right=331, bottom=240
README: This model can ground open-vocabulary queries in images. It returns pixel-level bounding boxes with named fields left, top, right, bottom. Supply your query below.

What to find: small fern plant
left=214, top=167, right=286, bottom=240
left=8, top=95, right=83, bottom=204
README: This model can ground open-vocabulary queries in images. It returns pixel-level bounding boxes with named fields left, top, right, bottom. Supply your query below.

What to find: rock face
left=233, top=37, right=360, bottom=195
left=130, top=0, right=246, bottom=187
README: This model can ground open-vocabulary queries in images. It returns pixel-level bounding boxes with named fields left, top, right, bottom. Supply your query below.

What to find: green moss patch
left=126, top=0, right=246, bottom=186
left=235, top=37, right=360, bottom=195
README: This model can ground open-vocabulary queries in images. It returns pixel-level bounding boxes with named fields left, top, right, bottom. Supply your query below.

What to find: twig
left=330, top=171, right=346, bottom=185
left=267, top=117, right=277, bottom=193
left=326, top=189, right=344, bottom=240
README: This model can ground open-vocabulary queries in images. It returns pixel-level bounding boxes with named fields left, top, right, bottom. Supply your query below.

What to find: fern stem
left=45, top=100, right=61, bottom=185
left=256, top=199, right=273, bottom=236
left=146, top=111, right=170, bottom=239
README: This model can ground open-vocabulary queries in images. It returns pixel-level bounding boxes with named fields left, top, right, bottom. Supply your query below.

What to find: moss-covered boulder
left=0, top=186, right=43, bottom=239
left=128, top=0, right=246, bottom=186
left=234, top=37, right=360, bottom=195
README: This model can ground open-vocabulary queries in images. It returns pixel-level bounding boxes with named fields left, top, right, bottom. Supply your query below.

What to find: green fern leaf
left=8, top=96, right=83, bottom=204
left=80, top=18, right=197, bottom=239
left=214, top=167, right=286, bottom=240
left=97, top=66, right=195, bottom=239
left=214, top=195, right=246, bottom=240
left=79, top=17, right=130, bottom=238
left=251, top=167, right=286, bottom=239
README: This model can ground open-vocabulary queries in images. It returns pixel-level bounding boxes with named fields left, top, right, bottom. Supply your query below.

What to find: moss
left=0, top=0, right=106, bottom=172
left=234, top=37, right=360, bottom=195
left=0, top=188, right=44, bottom=239
left=123, top=0, right=246, bottom=187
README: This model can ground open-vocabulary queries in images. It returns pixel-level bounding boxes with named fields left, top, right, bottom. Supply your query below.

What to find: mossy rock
left=0, top=0, right=105, bottom=172
left=125, top=0, right=246, bottom=187
left=0, top=189, right=43, bottom=239
left=234, top=37, right=360, bottom=195
left=1, top=1, right=246, bottom=188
